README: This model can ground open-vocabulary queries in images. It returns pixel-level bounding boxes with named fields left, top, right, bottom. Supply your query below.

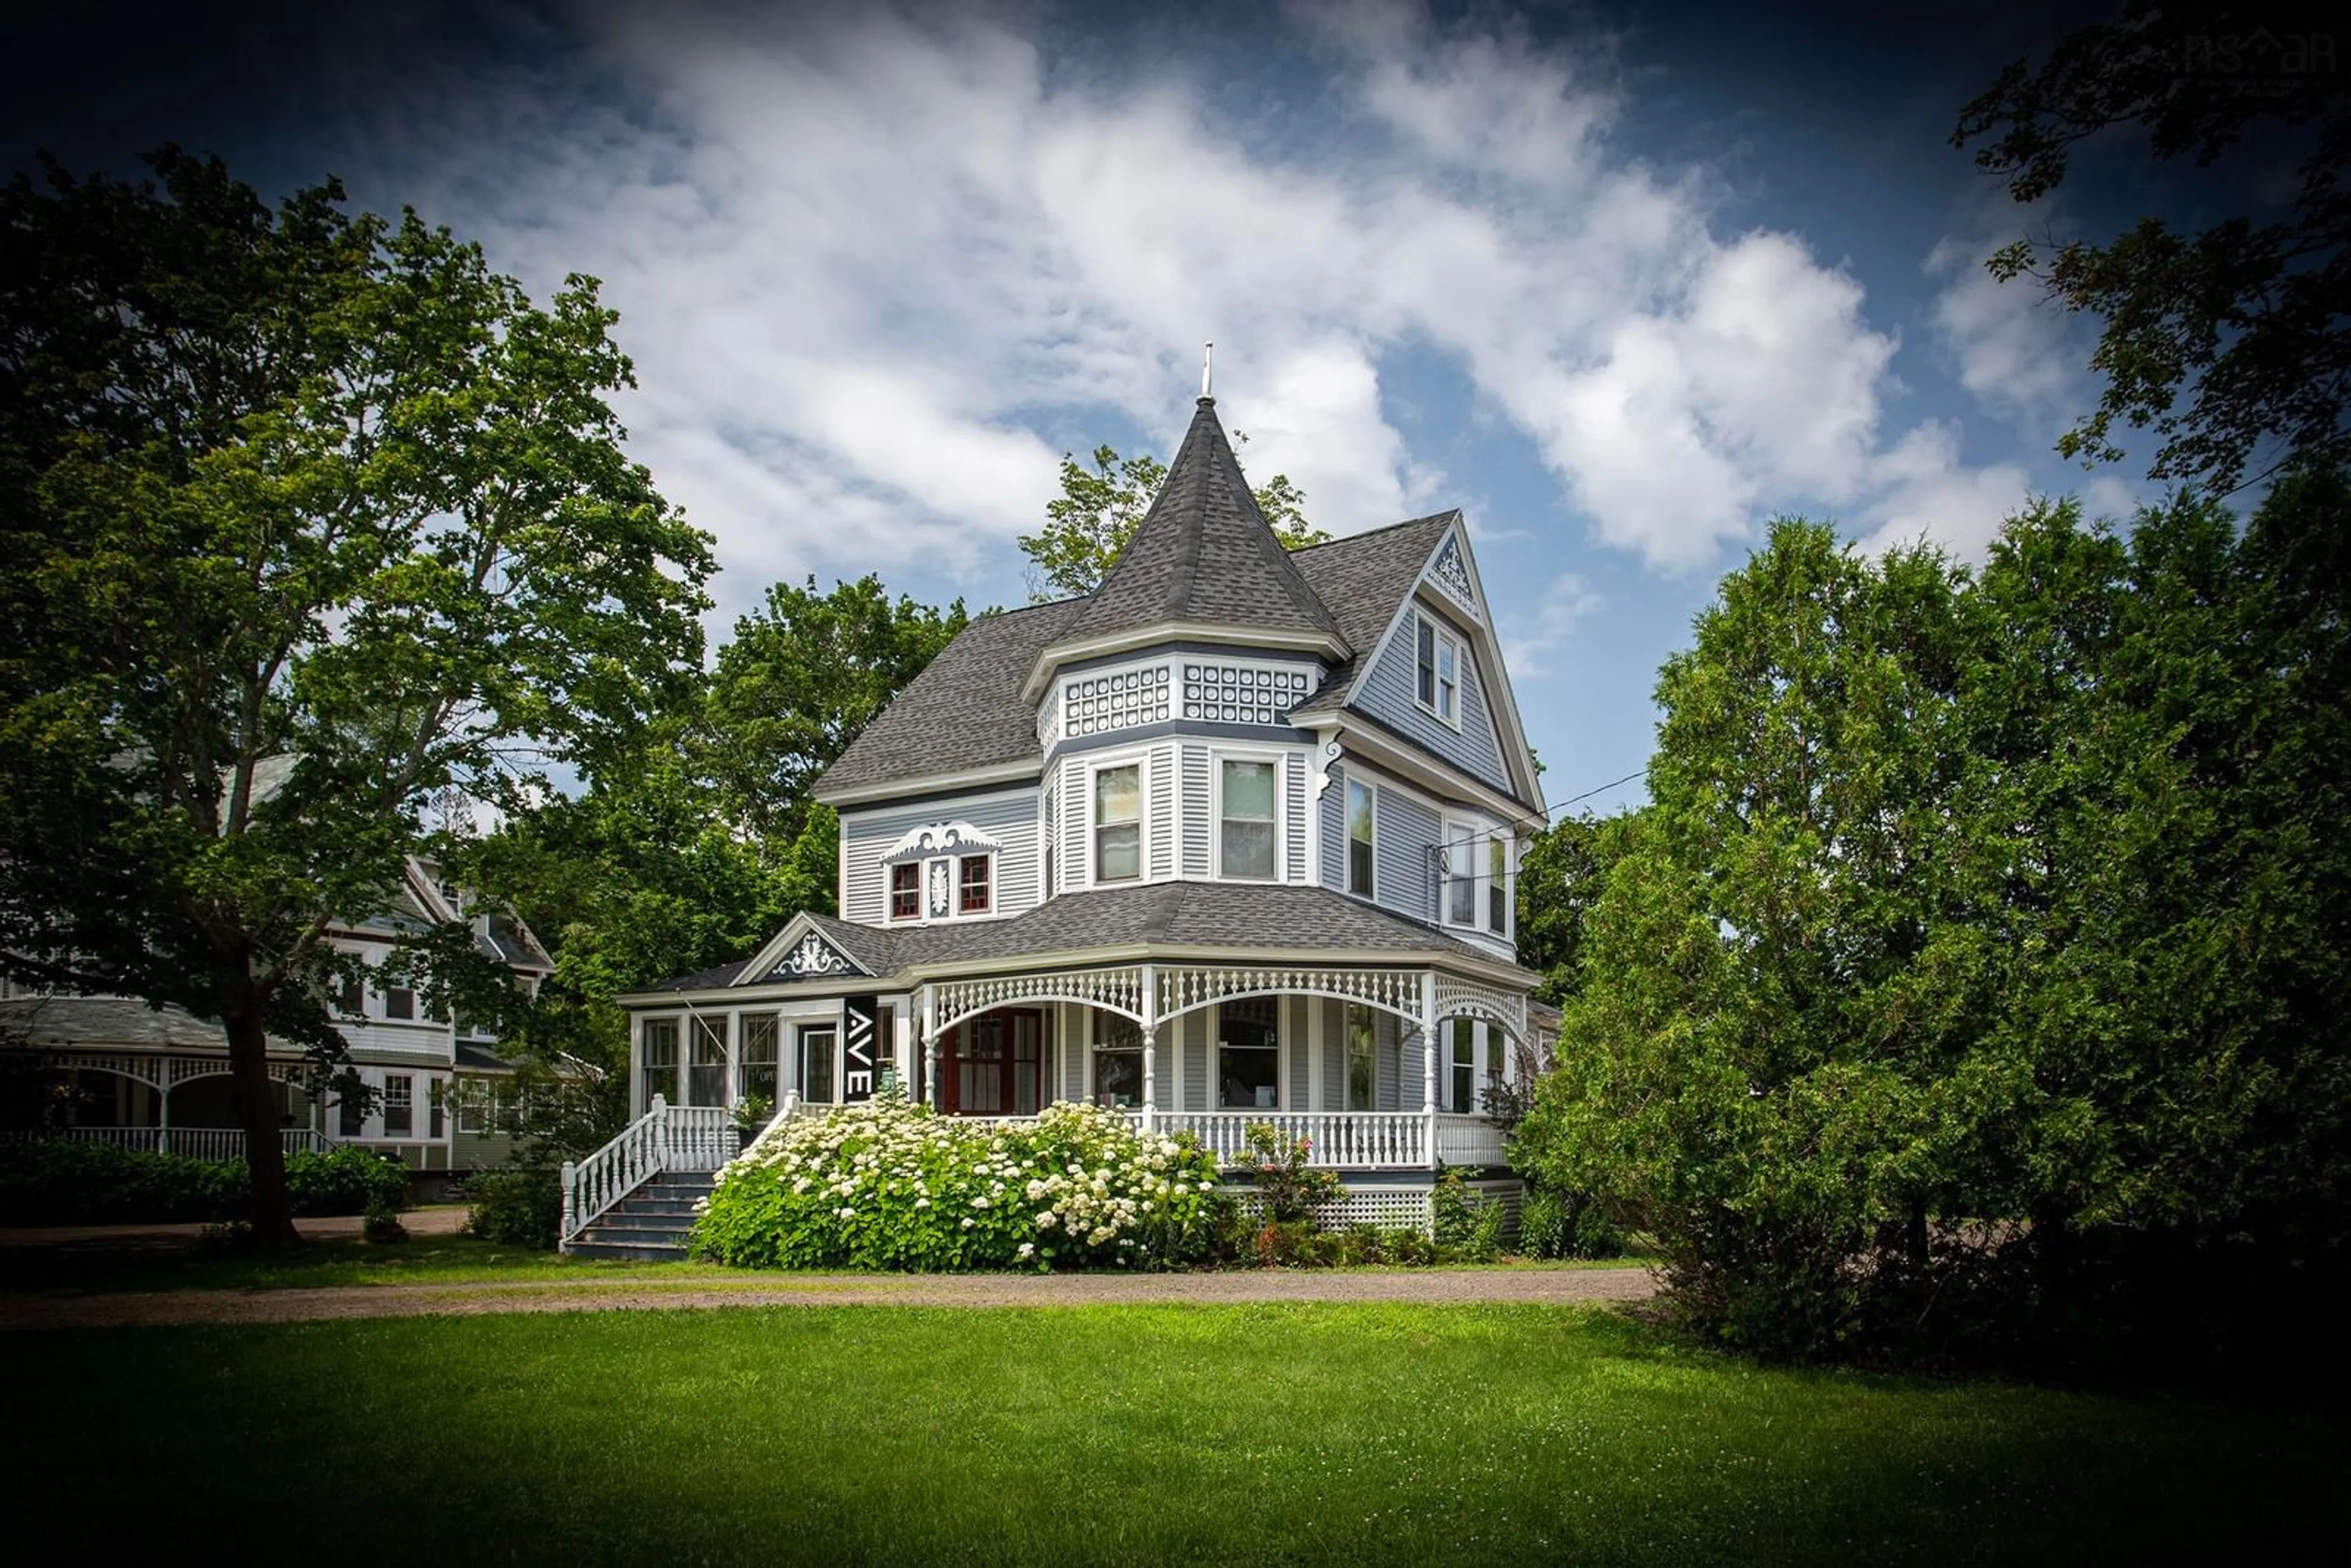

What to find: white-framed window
left=740, top=1013, right=780, bottom=1102
left=1345, top=1004, right=1376, bottom=1112
left=335, top=973, right=364, bottom=1017
left=1450, top=1019, right=1477, bottom=1112
left=888, top=863, right=920, bottom=921
left=689, top=1015, right=728, bottom=1106
left=1414, top=613, right=1464, bottom=729
left=1346, top=777, right=1376, bottom=898
left=799, top=1023, right=838, bottom=1104
left=384, top=985, right=416, bottom=1021
left=1444, top=819, right=1478, bottom=927
left=1092, top=1009, right=1143, bottom=1108
left=383, top=1075, right=414, bottom=1136
left=1216, top=996, right=1280, bottom=1109
left=429, top=1078, right=446, bottom=1139
left=958, top=854, right=992, bottom=915
left=640, top=1018, right=680, bottom=1111
left=1215, top=755, right=1278, bottom=881
left=1091, top=759, right=1144, bottom=884
left=456, top=1081, right=489, bottom=1135
left=1487, top=835, right=1510, bottom=936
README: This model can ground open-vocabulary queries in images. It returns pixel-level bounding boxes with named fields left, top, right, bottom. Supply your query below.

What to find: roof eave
left=1019, top=621, right=1351, bottom=704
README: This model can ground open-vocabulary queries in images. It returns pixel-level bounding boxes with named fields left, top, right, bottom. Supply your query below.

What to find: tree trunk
left=224, top=1008, right=302, bottom=1250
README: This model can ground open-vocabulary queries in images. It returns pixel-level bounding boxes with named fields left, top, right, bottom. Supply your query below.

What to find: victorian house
left=585, top=396, right=1549, bottom=1248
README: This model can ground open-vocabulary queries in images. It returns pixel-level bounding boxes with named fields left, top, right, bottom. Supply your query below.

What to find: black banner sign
left=843, top=994, right=879, bottom=1103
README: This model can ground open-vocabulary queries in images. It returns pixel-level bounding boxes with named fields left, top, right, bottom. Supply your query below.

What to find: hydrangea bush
left=690, top=1093, right=1223, bottom=1272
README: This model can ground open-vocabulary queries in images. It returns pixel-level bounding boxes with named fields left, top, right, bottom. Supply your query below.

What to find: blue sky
left=10, top=0, right=2172, bottom=816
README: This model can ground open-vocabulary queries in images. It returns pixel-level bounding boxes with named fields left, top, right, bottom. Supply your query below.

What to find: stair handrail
left=560, top=1095, right=670, bottom=1250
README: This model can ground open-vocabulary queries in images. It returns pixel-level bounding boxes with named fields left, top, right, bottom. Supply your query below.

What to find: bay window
left=1217, top=996, right=1279, bottom=1109
left=1488, top=836, right=1509, bottom=934
left=1094, top=763, right=1141, bottom=883
left=1445, top=827, right=1476, bottom=926
left=1346, top=778, right=1375, bottom=897
left=1220, top=759, right=1277, bottom=880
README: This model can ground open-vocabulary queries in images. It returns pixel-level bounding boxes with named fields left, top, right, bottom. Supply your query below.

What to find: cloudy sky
left=13, top=0, right=2178, bottom=811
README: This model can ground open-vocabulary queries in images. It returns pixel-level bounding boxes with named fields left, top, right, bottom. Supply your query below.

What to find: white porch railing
left=558, top=1095, right=770, bottom=1250
left=0, top=1126, right=326, bottom=1160
left=1153, top=1111, right=1433, bottom=1169
left=1433, top=1112, right=1509, bottom=1168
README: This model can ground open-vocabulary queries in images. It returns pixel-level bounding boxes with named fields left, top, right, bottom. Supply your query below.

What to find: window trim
left=798, top=1022, right=839, bottom=1106
left=1441, top=813, right=1482, bottom=929
left=1450, top=1018, right=1477, bottom=1112
left=1086, top=754, right=1148, bottom=888
left=382, top=1073, right=414, bottom=1137
left=1487, top=834, right=1511, bottom=937
left=1089, top=1008, right=1144, bottom=1109
left=384, top=985, right=416, bottom=1022
left=1344, top=1003, right=1377, bottom=1112
left=639, top=1015, right=681, bottom=1114
left=1344, top=776, right=1376, bottom=899
left=1211, top=749, right=1283, bottom=883
left=1414, top=611, right=1466, bottom=731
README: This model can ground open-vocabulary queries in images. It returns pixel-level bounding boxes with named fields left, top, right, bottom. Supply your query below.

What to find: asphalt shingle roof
left=1288, top=511, right=1457, bottom=710
left=643, top=884, right=1529, bottom=991
left=1064, top=398, right=1342, bottom=647
left=818, top=596, right=1084, bottom=797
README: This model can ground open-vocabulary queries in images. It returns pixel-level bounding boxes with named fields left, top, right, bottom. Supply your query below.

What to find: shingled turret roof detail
left=1062, top=398, right=1344, bottom=647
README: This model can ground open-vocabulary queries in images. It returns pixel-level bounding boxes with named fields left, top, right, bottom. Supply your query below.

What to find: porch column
left=156, top=1062, right=172, bottom=1155
left=1422, top=970, right=1440, bottom=1170
left=1139, top=964, right=1157, bottom=1131
left=920, top=983, right=938, bottom=1108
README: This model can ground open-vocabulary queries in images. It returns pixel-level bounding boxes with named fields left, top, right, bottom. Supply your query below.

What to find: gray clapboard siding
left=1150, top=744, right=1176, bottom=880
left=1182, top=1011, right=1207, bottom=1112
left=1061, top=1003, right=1082, bottom=1103
left=1319, top=999, right=1343, bottom=1110
left=1376, top=1011, right=1401, bottom=1111
left=1318, top=762, right=1348, bottom=893
left=1180, top=746, right=1211, bottom=877
left=1061, top=756, right=1086, bottom=888
left=1357, top=602, right=1513, bottom=795
left=1286, top=995, right=1308, bottom=1106
left=1374, top=784, right=1440, bottom=923
left=838, top=791, right=1041, bottom=925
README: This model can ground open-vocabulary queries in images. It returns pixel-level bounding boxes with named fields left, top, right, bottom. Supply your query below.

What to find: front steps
left=566, top=1171, right=714, bottom=1261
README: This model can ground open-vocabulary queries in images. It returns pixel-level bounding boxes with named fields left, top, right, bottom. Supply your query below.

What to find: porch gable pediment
left=740, top=914, right=872, bottom=986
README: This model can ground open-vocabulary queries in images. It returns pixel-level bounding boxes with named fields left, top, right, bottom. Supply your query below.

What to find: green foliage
left=1019, top=441, right=1332, bottom=600
left=0, top=1141, right=403, bottom=1224
left=1515, top=485, right=2351, bottom=1367
left=1238, top=1120, right=1344, bottom=1223
left=462, top=1166, right=561, bottom=1249
left=1513, top=811, right=1613, bottom=1007
left=692, top=1095, right=1223, bottom=1272
left=1429, top=1168, right=1505, bottom=1261
left=1517, top=1184, right=1625, bottom=1261
left=361, top=1200, right=407, bottom=1244
left=0, top=151, right=713, bottom=1239
left=1954, top=1, right=2349, bottom=491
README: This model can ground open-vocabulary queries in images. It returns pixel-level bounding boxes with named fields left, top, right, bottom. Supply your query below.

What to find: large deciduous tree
left=1954, top=0, right=2349, bottom=492
left=0, top=152, right=713, bottom=1245
left=1019, top=442, right=1329, bottom=599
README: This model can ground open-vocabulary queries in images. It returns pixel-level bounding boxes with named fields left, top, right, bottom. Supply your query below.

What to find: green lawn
left=5, top=1304, right=2339, bottom=1564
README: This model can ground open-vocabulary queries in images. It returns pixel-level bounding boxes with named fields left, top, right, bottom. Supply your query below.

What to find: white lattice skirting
left=1228, top=1180, right=1527, bottom=1238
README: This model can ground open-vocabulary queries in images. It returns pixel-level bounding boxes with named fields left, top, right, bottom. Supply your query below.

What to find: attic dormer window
left=1415, top=613, right=1463, bottom=729
left=889, top=864, right=920, bottom=921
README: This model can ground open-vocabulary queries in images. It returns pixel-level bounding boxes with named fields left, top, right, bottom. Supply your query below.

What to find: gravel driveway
left=0, top=1266, right=1655, bottom=1330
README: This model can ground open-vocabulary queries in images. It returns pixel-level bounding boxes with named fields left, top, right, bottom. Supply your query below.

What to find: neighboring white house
left=596, top=396, right=1553, bottom=1241
left=0, top=856, right=554, bottom=1186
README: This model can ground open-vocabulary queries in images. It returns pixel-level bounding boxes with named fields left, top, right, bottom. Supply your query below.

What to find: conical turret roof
left=1064, top=398, right=1345, bottom=647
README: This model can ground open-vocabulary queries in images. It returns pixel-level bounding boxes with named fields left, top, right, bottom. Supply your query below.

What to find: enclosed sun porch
left=628, top=960, right=1537, bottom=1174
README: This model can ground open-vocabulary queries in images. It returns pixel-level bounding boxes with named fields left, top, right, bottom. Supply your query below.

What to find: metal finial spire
left=1201, top=340, right=1213, bottom=399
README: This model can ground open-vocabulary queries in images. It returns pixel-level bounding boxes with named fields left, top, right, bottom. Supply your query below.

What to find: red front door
left=940, top=1009, right=1044, bottom=1116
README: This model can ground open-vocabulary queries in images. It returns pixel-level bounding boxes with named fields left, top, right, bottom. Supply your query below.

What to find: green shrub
left=692, top=1093, right=1223, bottom=1271
left=0, top=1140, right=403, bottom=1225
left=284, top=1147, right=406, bottom=1217
left=1518, top=1183, right=1627, bottom=1260
left=1431, top=1168, right=1504, bottom=1261
left=1238, top=1122, right=1344, bottom=1223
left=362, top=1200, right=407, bottom=1244
left=463, top=1166, right=561, bottom=1248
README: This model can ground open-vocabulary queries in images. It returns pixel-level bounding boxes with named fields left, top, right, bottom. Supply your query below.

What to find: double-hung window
left=1345, top=1004, right=1376, bottom=1112
left=799, top=1024, right=837, bottom=1104
left=1217, top=997, right=1280, bottom=1109
left=384, top=985, right=415, bottom=1021
left=1092, top=1010, right=1143, bottom=1108
left=1488, top=836, right=1510, bottom=934
left=640, top=1019, right=679, bottom=1112
left=1445, top=825, right=1477, bottom=926
left=689, top=1015, right=728, bottom=1106
left=1094, top=764, right=1141, bottom=883
left=958, top=855, right=992, bottom=914
left=383, top=1075, right=414, bottom=1136
left=889, top=863, right=920, bottom=920
left=740, top=1014, right=780, bottom=1102
left=1346, top=778, right=1375, bottom=898
left=1415, top=615, right=1463, bottom=727
left=1220, top=759, right=1277, bottom=880
left=1450, top=1019, right=1477, bottom=1112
